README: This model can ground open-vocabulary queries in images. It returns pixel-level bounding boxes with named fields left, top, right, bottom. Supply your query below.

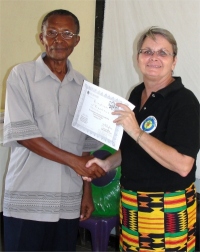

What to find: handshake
left=74, top=155, right=108, bottom=181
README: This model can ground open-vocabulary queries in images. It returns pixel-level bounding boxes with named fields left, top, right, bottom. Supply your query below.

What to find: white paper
left=72, top=80, right=135, bottom=150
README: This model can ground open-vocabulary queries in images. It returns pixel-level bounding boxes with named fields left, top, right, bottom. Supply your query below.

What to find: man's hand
left=17, top=137, right=106, bottom=179
left=73, top=155, right=106, bottom=179
left=80, top=181, right=95, bottom=221
left=83, top=150, right=122, bottom=181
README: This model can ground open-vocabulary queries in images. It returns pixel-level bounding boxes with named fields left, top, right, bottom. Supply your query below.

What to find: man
left=3, top=9, right=105, bottom=251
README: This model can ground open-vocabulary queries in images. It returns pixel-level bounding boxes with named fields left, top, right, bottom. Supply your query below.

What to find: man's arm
left=18, top=137, right=106, bottom=178
left=80, top=152, right=95, bottom=221
left=80, top=180, right=94, bottom=221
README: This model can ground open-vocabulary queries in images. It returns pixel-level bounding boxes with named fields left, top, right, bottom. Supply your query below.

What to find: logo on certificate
left=140, top=116, right=157, bottom=133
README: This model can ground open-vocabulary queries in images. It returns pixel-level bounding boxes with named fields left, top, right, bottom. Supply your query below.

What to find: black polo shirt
left=120, top=77, right=200, bottom=192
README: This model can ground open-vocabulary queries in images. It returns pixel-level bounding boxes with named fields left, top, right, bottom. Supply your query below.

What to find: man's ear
left=74, top=36, right=80, bottom=47
left=39, top=33, right=44, bottom=45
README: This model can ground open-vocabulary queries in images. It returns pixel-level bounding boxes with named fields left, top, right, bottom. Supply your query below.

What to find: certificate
left=72, top=80, right=135, bottom=150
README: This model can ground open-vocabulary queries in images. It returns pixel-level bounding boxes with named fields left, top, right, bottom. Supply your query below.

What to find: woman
left=86, top=27, right=200, bottom=251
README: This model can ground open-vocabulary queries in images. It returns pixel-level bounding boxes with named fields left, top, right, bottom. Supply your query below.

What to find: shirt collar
left=35, top=52, right=83, bottom=86
left=157, top=77, right=184, bottom=97
left=135, top=77, right=184, bottom=98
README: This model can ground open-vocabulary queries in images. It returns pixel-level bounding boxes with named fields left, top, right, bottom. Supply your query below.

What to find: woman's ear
left=172, top=56, right=177, bottom=71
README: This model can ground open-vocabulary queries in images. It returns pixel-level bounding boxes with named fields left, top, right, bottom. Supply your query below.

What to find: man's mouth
left=52, top=47, right=66, bottom=50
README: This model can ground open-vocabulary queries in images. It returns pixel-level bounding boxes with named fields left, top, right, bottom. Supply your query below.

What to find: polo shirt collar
left=135, top=77, right=184, bottom=97
left=156, top=77, right=184, bottom=97
left=35, top=52, right=83, bottom=86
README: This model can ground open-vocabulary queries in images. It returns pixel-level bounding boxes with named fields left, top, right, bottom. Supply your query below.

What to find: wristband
left=136, top=130, right=144, bottom=144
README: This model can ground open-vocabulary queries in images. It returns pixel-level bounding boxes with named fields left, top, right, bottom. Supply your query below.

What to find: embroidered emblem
left=140, top=116, right=157, bottom=133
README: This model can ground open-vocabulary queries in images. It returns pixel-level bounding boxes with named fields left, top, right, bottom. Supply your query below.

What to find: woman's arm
left=113, top=103, right=195, bottom=177
left=133, top=131, right=194, bottom=177
left=86, top=150, right=122, bottom=173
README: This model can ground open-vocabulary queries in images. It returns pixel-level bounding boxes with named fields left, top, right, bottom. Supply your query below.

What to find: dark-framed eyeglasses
left=44, top=29, right=78, bottom=40
left=139, top=49, right=175, bottom=57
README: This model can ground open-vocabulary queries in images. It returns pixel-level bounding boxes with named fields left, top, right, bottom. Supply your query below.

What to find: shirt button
left=144, top=107, right=146, bottom=110
left=152, top=94, right=155, bottom=97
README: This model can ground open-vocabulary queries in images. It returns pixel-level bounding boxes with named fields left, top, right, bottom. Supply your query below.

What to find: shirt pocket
left=63, top=106, right=85, bottom=145
left=33, top=101, right=57, bottom=137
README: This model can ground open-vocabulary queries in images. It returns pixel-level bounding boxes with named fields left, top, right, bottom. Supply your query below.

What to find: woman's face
left=137, top=34, right=177, bottom=82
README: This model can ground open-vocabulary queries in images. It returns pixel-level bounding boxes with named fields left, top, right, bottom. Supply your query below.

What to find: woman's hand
left=82, top=158, right=109, bottom=181
left=83, top=150, right=122, bottom=181
left=112, top=103, right=194, bottom=176
left=112, top=103, right=141, bottom=141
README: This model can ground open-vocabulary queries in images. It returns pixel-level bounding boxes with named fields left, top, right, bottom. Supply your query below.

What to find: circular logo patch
left=140, top=116, right=157, bottom=133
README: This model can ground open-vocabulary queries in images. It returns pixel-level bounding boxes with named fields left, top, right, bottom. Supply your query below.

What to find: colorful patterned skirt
left=119, top=183, right=196, bottom=251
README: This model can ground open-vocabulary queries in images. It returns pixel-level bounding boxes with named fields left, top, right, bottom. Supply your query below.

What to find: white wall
left=0, top=0, right=96, bottom=109
left=99, top=0, right=200, bottom=181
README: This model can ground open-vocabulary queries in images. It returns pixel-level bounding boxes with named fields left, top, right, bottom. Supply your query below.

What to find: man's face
left=39, top=15, right=80, bottom=61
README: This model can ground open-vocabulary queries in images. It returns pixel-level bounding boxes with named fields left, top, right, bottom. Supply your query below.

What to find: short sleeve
left=3, top=65, right=42, bottom=147
left=166, top=94, right=200, bottom=158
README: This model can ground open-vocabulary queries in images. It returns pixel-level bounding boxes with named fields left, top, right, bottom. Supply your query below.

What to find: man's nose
left=55, top=32, right=64, bottom=42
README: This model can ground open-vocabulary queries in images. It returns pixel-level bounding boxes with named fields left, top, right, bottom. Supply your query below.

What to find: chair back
left=91, top=145, right=121, bottom=217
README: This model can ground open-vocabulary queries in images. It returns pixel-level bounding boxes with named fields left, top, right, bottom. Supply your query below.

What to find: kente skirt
left=119, top=183, right=196, bottom=252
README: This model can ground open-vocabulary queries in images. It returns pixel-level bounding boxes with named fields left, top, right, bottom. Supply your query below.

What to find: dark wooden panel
left=93, top=0, right=105, bottom=85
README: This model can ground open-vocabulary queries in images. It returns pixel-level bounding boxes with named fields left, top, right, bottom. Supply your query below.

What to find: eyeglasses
left=44, top=29, right=78, bottom=40
left=139, top=49, right=174, bottom=57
